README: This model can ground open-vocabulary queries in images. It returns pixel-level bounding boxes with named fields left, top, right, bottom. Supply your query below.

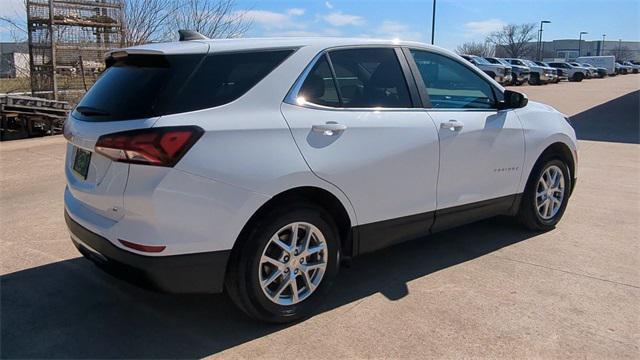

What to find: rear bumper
left=65, top=210, right=230, bottom=294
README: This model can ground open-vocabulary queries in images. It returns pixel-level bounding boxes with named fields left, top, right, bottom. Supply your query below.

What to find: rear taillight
left=95, top=126, right=203, bottom=167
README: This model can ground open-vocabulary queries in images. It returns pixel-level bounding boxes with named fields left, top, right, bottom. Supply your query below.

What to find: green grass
left=0, top=78, right=31, bottom=94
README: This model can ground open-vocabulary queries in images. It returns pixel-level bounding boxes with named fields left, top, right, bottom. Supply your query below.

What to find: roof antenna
left=178, top=30, right=209, bottom=41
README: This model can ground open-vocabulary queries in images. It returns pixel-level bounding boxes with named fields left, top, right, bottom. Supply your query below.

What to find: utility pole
left=431, top=0, right=436, bottom=45
left=578, top=31, right=588, bottom=58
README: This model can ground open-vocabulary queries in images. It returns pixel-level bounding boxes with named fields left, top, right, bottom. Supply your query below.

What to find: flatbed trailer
left=0, top=95, right=70, bottom=141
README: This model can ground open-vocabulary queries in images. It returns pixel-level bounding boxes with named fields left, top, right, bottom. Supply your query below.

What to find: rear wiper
left=75, top=106, right=110, bottom=116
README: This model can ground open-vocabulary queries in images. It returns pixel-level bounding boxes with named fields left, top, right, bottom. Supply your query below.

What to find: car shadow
left=1, top=217, right=540, bottom=359
left=571, top=90, right=639, bottom=144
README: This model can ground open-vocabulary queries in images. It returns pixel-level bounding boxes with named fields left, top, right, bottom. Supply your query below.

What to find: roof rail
left=178, top=30, right=209, bottom=41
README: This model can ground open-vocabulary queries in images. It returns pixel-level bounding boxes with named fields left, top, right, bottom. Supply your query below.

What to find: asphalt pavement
left=1, top=74, right=639, bottom=359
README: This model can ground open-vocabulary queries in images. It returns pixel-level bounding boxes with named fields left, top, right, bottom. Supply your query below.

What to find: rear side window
left=299, top=55, right=340, bottom=107
left=327, top=48, right=412, bottom=108
left=74, top=50, right=294, bottom=121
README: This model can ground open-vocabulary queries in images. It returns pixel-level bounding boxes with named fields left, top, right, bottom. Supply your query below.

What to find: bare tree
left=122, top=0, right=179, bottom=46
left=0, top=0, right=27, bottom=41
left=488, top=23, right=537, bottom=58
left=456, top=41, right=494, bottom=57
left=167, top=0, right=251, bottom=40
left=607, top=46, right=634, bottom=62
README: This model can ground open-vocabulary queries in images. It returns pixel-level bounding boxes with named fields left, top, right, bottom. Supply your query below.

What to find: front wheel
left=572, top=72, right=584, bottom=82
left=225, top=203, right=340, bottom=323
left=511, top=74, right=519, bottom=86
left=528, top=73, right=540, bottom=85
left=517, top=159, right=572, bottom=231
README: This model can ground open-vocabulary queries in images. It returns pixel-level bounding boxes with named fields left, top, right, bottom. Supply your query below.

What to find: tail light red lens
left=95, top=126, right=203, bottom=167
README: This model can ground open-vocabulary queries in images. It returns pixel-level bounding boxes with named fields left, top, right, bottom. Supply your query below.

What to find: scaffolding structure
left=26, top=0, right=123, bottom=103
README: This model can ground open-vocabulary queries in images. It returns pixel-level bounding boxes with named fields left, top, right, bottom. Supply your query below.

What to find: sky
left=1, top=0, right=639, bottom=51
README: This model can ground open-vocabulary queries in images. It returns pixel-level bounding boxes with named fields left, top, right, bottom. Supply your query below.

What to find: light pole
left=601, top=34, right=606, bottom=56
left=431, top=0, right=436, bottom=45
left=578, top=31, right=588, bottom=58
left=618, top=39, right=622, bottom=60
left=537, top=20, right=551, bottom=60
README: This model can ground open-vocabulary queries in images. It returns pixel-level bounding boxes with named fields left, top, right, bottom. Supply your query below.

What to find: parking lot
left=1, top=75, right=639, bottom=358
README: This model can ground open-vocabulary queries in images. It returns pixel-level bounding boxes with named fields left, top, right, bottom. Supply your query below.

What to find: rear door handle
left=440, top=120, right=464, bottom=132
left=312, top=122, right=347, bottom=136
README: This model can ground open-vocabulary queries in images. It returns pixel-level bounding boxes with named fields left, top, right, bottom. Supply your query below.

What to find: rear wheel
left=517, top=158, right=572, bottom=231
left=225, top=203, right=339, bottom=323
left=573, top=72, right=584, bottom=82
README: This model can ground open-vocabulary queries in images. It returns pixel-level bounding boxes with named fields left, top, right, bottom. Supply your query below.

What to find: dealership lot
left=1, top=75, right=639, bottom=358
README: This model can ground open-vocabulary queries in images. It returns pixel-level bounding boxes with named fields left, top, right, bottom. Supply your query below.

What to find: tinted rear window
left=74, top=50, right=294, bottom=121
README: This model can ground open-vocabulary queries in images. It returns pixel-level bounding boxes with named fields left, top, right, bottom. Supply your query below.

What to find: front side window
left=327, top=48, right=412, bottom=108
left=409, top=50, right=496, bottom=110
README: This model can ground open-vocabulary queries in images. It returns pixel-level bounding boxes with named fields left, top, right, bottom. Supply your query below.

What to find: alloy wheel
left=258, top=222, right=328, bottom=306
left=535, top=165, right=565, bottom=220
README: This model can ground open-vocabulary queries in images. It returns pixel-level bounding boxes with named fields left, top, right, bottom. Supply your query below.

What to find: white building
left=1, top=42, right=30, bottom=78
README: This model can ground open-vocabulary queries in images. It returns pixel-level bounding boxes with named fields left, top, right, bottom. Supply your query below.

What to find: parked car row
left=460, top=54, right=638, bottom=87
left=615, top=61, right=640, bottom=74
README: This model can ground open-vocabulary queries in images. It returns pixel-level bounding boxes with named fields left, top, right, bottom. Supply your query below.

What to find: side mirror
left=498, top=89, right=528, bottom=110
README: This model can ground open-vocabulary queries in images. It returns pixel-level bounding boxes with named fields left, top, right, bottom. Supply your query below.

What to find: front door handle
left=312, top=122, right=347, bottom=136
left=440, top=120, right=464, bottom=132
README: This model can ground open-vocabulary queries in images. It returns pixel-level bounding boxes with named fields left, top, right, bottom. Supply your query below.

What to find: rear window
left=74, top=50, right=294, bottom=121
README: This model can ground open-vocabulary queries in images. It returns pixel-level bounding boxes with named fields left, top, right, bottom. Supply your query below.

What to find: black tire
left=225, top=202, right=340, bottom=323
left=528, top=73, right=540, bottom=85
left=573, top=72, right=584, bottom=82
left=511, top=74, right=519, bottom=86
left=517, top=158, right=572, bottom=231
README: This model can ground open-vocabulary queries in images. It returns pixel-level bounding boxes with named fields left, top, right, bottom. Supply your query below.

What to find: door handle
left=312, top=122, right=347, bottom=136
left=440, top=120, right=464, bottom=132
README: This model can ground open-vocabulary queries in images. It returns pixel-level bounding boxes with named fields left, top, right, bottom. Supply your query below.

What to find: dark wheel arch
left=229, top=187, right=353, bottom=266
left=528, top=142, right=576, bottom=197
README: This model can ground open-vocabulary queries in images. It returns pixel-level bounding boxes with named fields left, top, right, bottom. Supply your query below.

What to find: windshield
left=497, top=58, right=512, bottom=66
left=74, top=50, right=294, bottom=121
left=523, top=60, right=539, bottom=67
left=484, top=57, right=498, bottom=64
left=472, top=56, right=491, bottom=65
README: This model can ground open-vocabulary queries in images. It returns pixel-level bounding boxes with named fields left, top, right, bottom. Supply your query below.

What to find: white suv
left=64, top=35, right=578, bottom=323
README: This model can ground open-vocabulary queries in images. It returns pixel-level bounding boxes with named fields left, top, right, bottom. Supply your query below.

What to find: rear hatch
left=65, top=45, right=208, bottom=221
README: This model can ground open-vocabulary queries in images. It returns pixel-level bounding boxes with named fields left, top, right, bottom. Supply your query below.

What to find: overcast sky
left=2, top=0, right=638, bottom=51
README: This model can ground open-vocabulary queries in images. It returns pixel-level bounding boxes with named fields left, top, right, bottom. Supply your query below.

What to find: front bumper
left=65, top=210, right=230, bottom=293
